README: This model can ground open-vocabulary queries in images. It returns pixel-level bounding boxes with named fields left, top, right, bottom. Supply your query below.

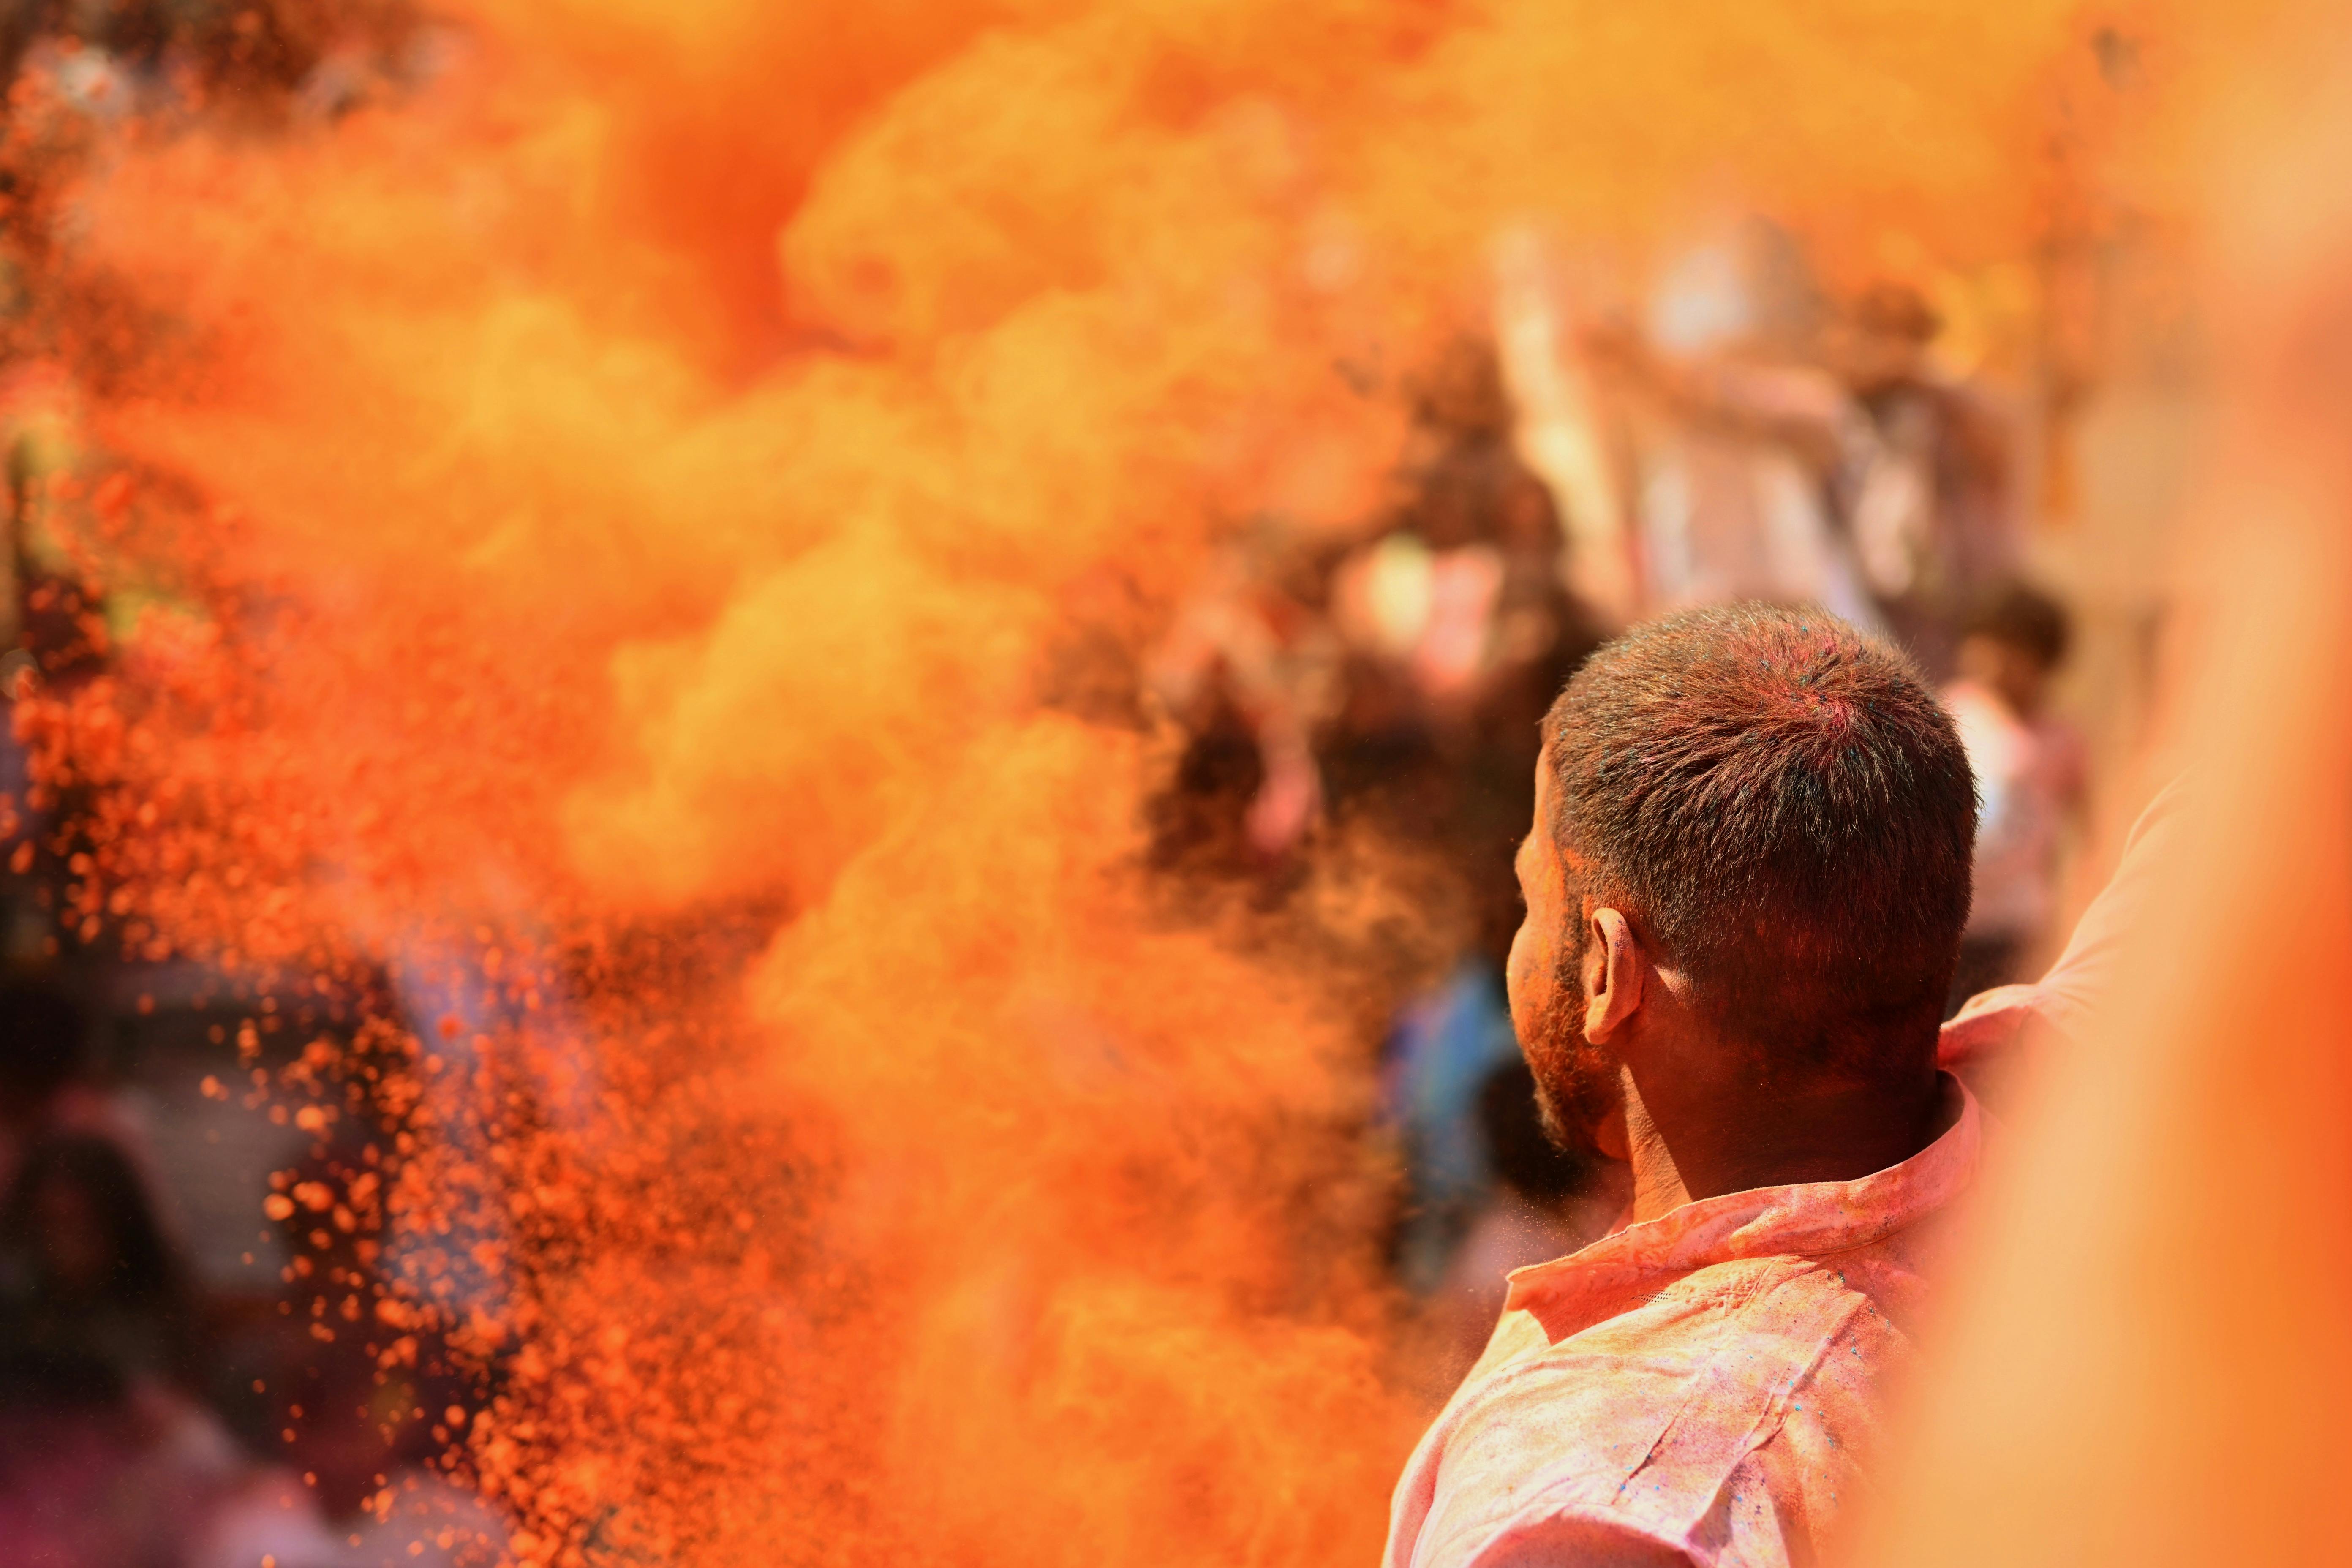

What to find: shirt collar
left=1502, top=1073, right=1980, bottom=1330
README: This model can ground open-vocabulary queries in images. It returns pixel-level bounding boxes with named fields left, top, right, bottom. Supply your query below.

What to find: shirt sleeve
left=1938, top=775, right=2191, bottom=1069
left=2029, top=773, right=2191, bottom=1039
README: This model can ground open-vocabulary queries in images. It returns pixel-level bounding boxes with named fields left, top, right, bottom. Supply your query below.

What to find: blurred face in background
left=1508, top=754, right=1625, bottom=1161
left=1957, top=632, right=2054, bottom=720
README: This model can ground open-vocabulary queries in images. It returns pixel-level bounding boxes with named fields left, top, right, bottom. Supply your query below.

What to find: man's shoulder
left=1407, top=1257, right=1913, bottom=1568
left=1481, top=1248, right=1918, bottom=1416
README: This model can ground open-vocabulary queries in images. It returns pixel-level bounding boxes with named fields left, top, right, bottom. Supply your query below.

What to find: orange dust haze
left=0, top=2, right=2244, bottom=1564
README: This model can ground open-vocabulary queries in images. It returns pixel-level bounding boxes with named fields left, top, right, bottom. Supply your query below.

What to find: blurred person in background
left=1582, top=218, right=1884, bottom=628
left=1940, top=581, right=2087, bottom=1010
left=1148, top=519, right=1344, bottom=862
left=1826, top=283, right=2019, bottom=679
left=1151, top=335, right=1596, bottom=868
left=1387, top=604, right=1978, bottom=1568
left=0, top=1132, right=200, bottom=1385
left=1326, top=336, right=1595, bottom=831
left=0, top=1128, right=470, bottom=1567
left=0, top=1132, right=250, bottom=1567
left=1381, top=945, right=1521, bottom=1299
left=1574, top=228, right=2017, bottom=675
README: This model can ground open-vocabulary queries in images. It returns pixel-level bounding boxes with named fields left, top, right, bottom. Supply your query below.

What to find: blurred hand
left=1246, top=748, right=1320, bottom=858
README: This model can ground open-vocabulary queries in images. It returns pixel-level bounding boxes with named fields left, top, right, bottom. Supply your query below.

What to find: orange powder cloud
left=3, top=2, right=2234, bottom=1563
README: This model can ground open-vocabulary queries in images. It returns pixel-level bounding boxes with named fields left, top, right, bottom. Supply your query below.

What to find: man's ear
left=1582, top=906, right=1645, bottom=1044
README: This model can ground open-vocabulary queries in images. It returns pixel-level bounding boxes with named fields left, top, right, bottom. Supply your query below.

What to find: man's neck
left=1620, top=1061, right=1950, bottom=1224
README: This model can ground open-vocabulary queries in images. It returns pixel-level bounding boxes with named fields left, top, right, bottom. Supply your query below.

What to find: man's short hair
left=1540, top=604, right=1975, bottom=1075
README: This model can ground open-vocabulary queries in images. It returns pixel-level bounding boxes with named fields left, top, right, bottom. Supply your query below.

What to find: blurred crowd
left=1141, top=218, right=2094, bottom=1395
left=0, top=966, right=505, bottom=1566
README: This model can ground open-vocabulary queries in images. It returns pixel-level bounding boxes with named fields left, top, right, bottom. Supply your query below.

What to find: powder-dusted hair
left=1541, top=604, right=1976, bottom=1074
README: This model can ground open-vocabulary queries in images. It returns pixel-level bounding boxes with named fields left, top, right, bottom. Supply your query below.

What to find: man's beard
left=1517, top=926, right=1621, bottom=1159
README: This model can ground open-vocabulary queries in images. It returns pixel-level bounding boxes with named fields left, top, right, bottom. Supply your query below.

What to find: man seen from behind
left=1385, top=603, right=1981, bottom=1568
